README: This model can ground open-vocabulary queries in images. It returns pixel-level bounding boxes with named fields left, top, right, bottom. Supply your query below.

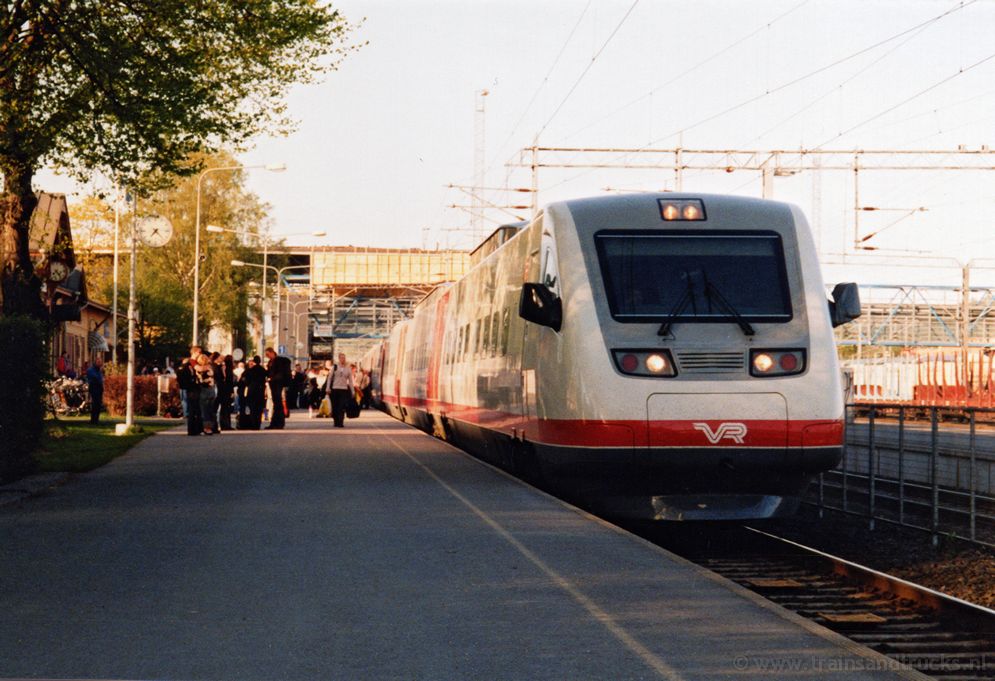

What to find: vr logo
left=692, top=422, right=748, bottom=444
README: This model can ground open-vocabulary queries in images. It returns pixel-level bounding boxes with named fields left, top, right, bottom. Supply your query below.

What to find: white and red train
left=361, top=193, right=861, bottom=520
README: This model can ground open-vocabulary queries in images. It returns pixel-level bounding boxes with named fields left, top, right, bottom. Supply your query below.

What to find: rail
left=630, top=523, right=995, bottom=680
left=810, top=402, right=995, bottom=549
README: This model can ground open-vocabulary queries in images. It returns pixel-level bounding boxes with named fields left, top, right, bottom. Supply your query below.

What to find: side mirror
left=519, top=283, right=562, bottom=332
left=828, top=282, right=861, bottom=328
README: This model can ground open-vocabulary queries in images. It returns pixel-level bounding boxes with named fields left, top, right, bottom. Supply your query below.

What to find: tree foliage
left=68, top=151, right=280, bottom=363
left=131, top=151, right=273, bottom=361
left=68, top=194, right=115, bottom=296
left=0, top=1, right=360, bottom=315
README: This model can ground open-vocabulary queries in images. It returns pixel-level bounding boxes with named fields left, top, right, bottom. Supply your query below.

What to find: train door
left=520, top=216, right=558, bottom=437
left=394, top=325, right=408, bottom=420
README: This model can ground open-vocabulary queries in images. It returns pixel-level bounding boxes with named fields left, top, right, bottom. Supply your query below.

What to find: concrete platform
left=0, top=411, right=927, bottom=680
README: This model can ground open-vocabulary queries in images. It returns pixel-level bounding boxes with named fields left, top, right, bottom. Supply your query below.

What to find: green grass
left=33, top=416, right=175, bottom=474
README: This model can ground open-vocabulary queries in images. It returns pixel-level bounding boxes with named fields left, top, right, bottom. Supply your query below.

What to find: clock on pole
left=135, top=215, right=174, bottom=248
left=48, top=260, right=69, bottom=282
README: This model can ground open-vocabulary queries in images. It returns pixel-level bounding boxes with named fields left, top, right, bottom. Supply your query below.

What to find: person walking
left=85, top=356, right=104, bottom=424
left=327, top=352, right=354, bottom=428
left=264, top=347, right=292, bottom=430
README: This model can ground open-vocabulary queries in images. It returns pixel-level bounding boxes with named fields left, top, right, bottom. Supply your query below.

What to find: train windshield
left=595, top=231, right=792, bottom=323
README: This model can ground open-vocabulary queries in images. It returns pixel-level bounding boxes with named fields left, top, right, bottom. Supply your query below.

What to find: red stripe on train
left=381, top=394, right=843, bottom=448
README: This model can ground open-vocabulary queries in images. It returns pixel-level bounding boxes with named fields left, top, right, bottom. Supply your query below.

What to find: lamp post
left=231, top=261, right=312, bottom=350
left=285, top=299, right=313, bottom=362
left=192, top=162, right=286, bottom=346
left=217, top=226, right=325, bottom=349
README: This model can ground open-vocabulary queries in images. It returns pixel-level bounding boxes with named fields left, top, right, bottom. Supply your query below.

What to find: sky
left=39, top=0, right=995, bottom=289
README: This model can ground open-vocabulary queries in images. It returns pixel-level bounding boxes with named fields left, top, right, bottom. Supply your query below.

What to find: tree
left=0, top=1, right=360, bottom=316
left=129, top=151, right=272, bottom=363
left=68, top=194, right=115, bottom=298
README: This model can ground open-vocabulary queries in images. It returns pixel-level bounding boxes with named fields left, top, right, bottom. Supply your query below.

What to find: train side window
left=501, top=308, right=510, bottom=354
left=463, top=323, right=470, bottom=358
left=482, top=314, right=491, bottom=356
left=490, top=311, right=499, bottom=354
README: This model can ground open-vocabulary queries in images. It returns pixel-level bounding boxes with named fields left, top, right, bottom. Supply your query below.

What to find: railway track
left=631, top=523, right=995, bottom=680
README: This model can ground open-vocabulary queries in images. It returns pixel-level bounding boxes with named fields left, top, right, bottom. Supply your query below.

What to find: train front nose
left=622, top=392, right=802, bottom=520
left=644, top=391, right=788, bottom=457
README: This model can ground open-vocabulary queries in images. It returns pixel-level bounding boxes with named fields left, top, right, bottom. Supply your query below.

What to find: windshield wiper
left=703, top=281, right=755, bottom=336
left=657, top=270, right=700, bottom=336
left=657, top=270, right=755, bottom=337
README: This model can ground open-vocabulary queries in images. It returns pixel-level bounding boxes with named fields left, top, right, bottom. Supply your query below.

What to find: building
left=28, top=192, right=114, bottom=374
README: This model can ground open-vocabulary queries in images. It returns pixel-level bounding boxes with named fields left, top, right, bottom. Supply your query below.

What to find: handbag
left=318, top=395, right=332, bottom=418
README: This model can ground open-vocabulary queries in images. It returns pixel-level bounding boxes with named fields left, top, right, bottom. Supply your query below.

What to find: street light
left=208, top=223, right=324, bottom=350
left=231, top=261, right=312, bottom=350
left=192, top=162, right=286, bottom=345
left=285, top=298, right=314, bottom=363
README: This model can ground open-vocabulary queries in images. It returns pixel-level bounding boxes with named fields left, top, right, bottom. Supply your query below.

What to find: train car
left=358, top=339, right=387, bottom=408
left=380, top=194, right=861, bottom=520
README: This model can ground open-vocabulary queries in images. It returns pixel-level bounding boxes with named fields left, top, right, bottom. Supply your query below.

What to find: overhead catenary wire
left=558, top=0, right=813, bottom=145
left=813, top=48, right=995, bottom=150
left=533, top=0, right=640, bottom=141
left=654, top=0, right=978, bottom=147
left=487, top=0, right=593, bottom=177
left=540, top=0, right=979, bottom=193
left=745, top=21, right=935, bottom=149
left=860, top=85, right=995, bottom=137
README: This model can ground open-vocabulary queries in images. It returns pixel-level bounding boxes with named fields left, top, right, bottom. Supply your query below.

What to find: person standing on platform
left=264, top=347, right=292, bottom=430
left=85, top=357, right=104, bottom=424
left=215, top=354, right=235, bottom=431
left=290, top=363, right=306, bottom=410
left=327, top=352, right=354, bottom=428
left=177, top=347, right=203, bottom=436
left=194, top=352, right=217, bottom=435
left=238, top=356, right=267, bottom=430
left=358, top=368, right=371, bottom=409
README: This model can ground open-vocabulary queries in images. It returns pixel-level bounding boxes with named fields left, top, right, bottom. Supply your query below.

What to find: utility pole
left=125, top=197, right=137, bottom=431
left=530, top=136, right=539, bottom=216
left=472, top=89, right=489, bottom=243
left=111, top=183, right=121, bottom=365
left=962, top=264, right=971, bottom=397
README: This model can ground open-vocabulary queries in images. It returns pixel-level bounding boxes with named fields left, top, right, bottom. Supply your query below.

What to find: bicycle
left=46, top=377, right=90, bottom=417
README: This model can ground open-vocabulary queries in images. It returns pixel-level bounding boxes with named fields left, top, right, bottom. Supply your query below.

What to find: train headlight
left=752, top=353, right=775, bottom=373
left=612, top=349, right=677, bottom=377
left=646, top=354, right=668, bottom=373
left=750, top=349, right=806, bottom=377
left=658, top=198, right=706, bottom=221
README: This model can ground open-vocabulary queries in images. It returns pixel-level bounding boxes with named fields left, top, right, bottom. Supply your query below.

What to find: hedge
left=103, top=375, right=182, bottom=417
left=0, top=315, right=47, bottom=482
